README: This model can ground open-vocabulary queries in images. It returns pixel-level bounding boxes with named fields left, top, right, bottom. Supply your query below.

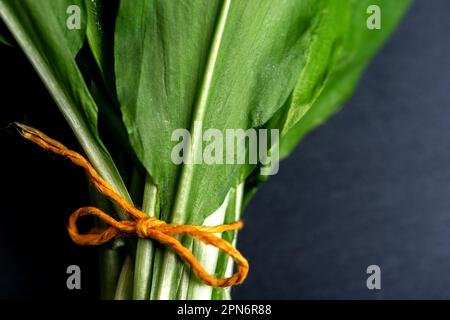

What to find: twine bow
left=16, top=123, right=249, bottom=288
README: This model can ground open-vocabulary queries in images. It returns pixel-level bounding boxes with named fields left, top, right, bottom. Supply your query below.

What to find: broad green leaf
left=116, top=0, right=349, bottom=224
left=271, top=0, right=348, bottom=136
left=115, top=0, right=221, bottom=220
left=241, top=0, right=411, bottom=206
left=0, top=0, right=130, bottom=201
left=236, top=0, right=347, bottom=184
left=279, top=0, right=412, bottom=158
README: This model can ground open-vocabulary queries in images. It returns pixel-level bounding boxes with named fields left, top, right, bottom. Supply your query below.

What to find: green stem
left=186, top=191, right=232, bottom=299
left=114, top=255, right=134, bottom=300
left=133, top=176, right=158, bottom=300
left=211, top=182, right=244, bottom=299
left=98, top=247, right=123, bottom=300
left=176, top=260, right=192, bottom=300
left=88, top=182, right=122, bottom=300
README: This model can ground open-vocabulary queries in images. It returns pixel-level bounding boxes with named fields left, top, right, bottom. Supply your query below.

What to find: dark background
left=1, top=0, right=449, bottom=299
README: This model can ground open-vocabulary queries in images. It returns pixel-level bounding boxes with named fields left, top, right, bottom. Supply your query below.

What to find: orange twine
left=16, top=123, right=248, bottom=288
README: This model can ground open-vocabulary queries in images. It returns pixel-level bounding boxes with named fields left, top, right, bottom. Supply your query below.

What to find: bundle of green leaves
left=0, top=0, right=410, bottom=300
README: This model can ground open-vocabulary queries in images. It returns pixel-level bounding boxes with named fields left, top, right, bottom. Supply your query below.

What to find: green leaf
left=236, top=0, right=348, bottom=184
left=0, top=0, right=131, bottom=201
left=241, top=0, right=411, bottom=207
left=115, top=0, right=221, bottom=220
left=269, top=0, right=348, bottom=136
left=116, top=0, right=354, bottom=224
left=279, top=0, right=412, bottom=158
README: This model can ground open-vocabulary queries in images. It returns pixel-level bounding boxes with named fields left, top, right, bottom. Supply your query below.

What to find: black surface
left=1, top=0, right=449, bottom=299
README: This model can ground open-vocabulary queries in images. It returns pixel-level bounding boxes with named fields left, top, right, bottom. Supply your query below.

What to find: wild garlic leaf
left=271, top=0, right=348, bottom=136
left=241, top=0, right=411, bottom=205
left=279, top=0, right=412, bottom=158
left=0, top=0, right=130, bottom=200
left=116, top=0, right=348, bottom=224
left=115, top=0, right=220, bottom=220
left=236, top=0, right=347, bottom=185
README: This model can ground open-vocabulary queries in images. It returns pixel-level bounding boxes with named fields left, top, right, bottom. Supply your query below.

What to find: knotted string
left=16, top=123, right=249, bottom=288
